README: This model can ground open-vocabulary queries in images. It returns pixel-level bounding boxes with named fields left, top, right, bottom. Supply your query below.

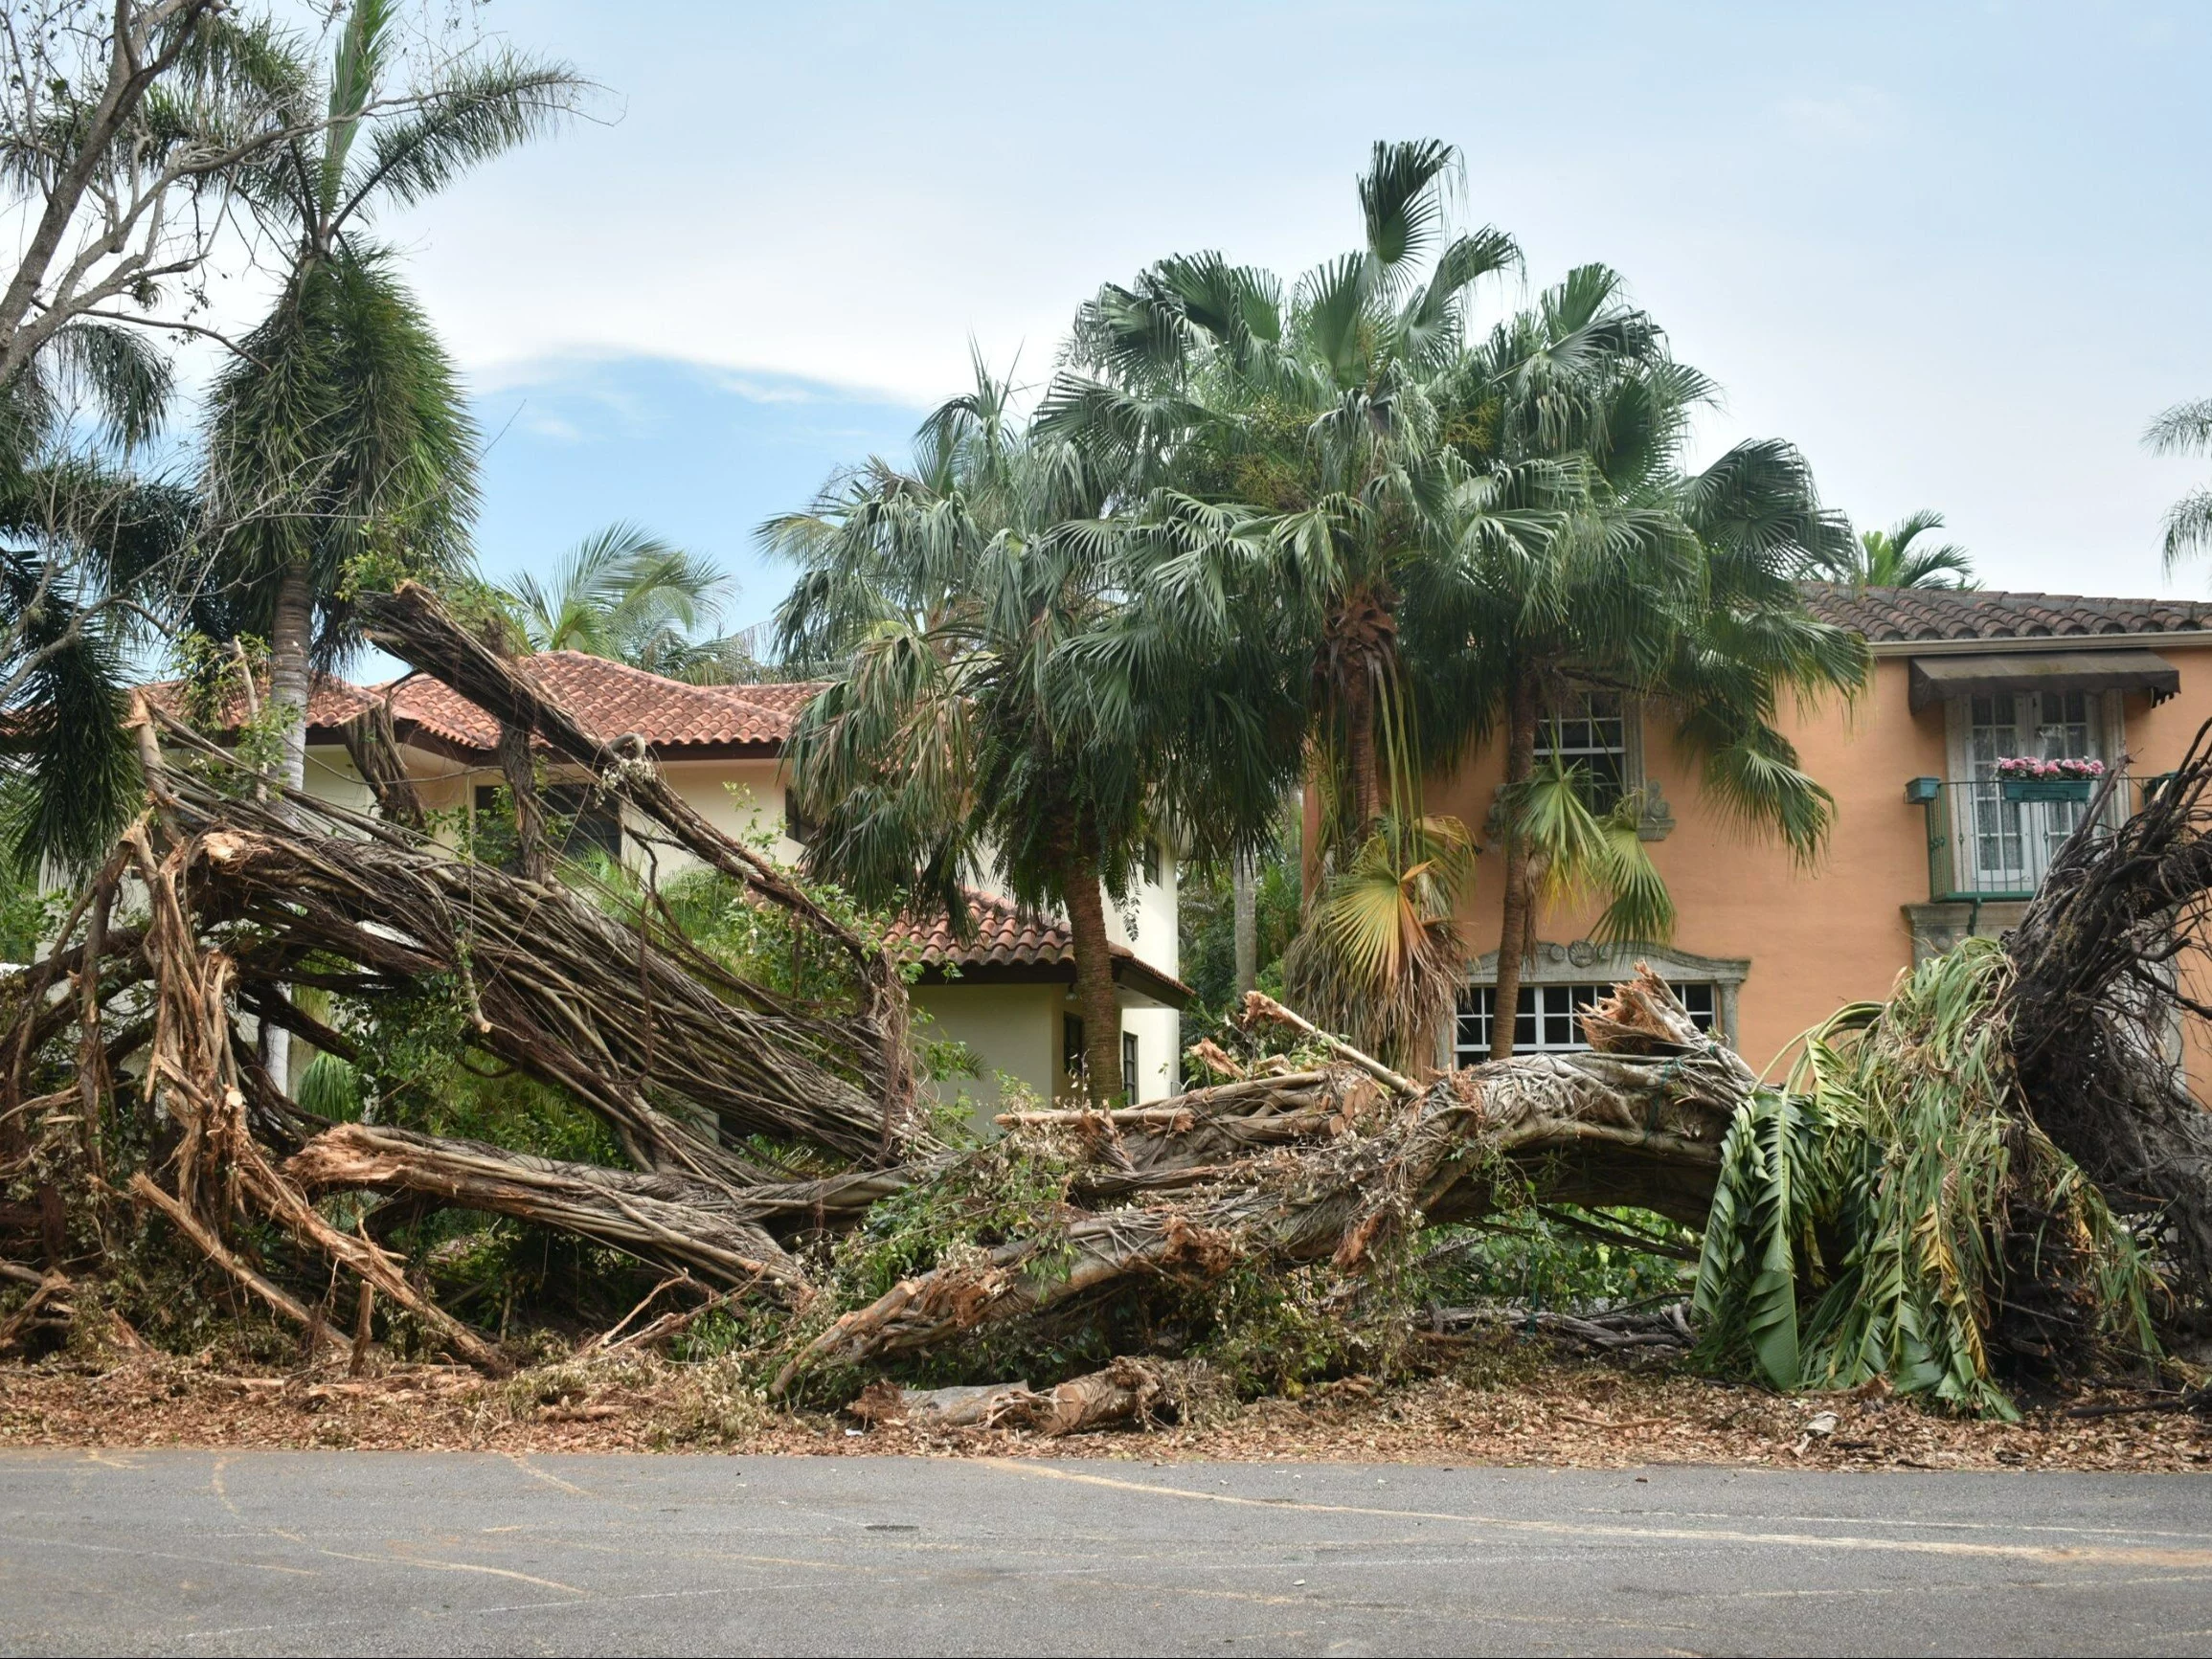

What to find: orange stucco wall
left=1429, top=642, right=2212, bottom=1085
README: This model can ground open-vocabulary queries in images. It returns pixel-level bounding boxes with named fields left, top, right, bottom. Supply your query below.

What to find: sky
left=362, top=0, right=2212, bottom=633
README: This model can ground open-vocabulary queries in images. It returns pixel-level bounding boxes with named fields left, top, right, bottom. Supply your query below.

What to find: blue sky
left=382, top=1, right=2212, bottom=631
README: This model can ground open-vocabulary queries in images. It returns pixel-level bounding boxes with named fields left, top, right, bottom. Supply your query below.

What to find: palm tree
left=1410, top=266, right=1870, bottom=1056
left=2146, top=399, right=2212, bottom=574
left=200, top=0, right=582, bottom=792
left=769, top=361, right=1298, bottom=1103
left=0, top=322, right=192, bottom=870
left=1061, top=167, right=1866, bottom=1065
left=1049, top=140, right=1524, bottom=852
left=1815, top=508, right=1975, bottom=590
left=1045, top=142, right=1538, bottom=1066
left=499, top=523, right=750, bottom=679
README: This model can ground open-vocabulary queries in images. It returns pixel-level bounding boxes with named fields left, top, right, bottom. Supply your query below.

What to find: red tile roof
left=384, top=653, right=827, bottom=756
left=139, top=675, right=382, bottom=736
left=887, top=888, right=1192, bottom=1006
left=1802, top=584, right=2212, bottom=644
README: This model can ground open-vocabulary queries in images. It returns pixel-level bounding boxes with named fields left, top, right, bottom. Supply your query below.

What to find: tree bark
left=1232, top=855, right=1257, bottom=998
left=495, top=721, right=549, bottom=882
left=267, top=559, right=315, bottom=794
left=1062, top=843, right=1125, bottom=1105
left=1343, top=652, right=1379, bottom=837
left=262, top=557, right=316, bottom=1093
left=1490, top=661, right=1541, bottom=1062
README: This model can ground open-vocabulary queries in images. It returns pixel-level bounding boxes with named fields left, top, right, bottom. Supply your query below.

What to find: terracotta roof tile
left=385, top=655, right=825, bottom=755
left=886, top=888, right=1101, bottom=971
left=705, top=681, right=826, bottom=744
left=139, top=675, right=381, bottom=736
left=1802, top=583, right=2212, bottom=643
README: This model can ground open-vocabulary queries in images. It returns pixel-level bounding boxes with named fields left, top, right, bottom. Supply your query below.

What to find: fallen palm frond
left=1694, top=938, right=2159, bottom=1418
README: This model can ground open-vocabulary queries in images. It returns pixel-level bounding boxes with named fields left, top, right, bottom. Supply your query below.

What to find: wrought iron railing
left=1910, top=775, right=2150, bottom=904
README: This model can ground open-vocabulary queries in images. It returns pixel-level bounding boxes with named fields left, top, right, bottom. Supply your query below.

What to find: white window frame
left=1451, top=939, right=1750, bottom=1069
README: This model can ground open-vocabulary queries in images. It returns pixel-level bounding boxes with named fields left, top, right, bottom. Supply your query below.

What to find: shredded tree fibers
left=1693, top=938, right=2159, bottom=1418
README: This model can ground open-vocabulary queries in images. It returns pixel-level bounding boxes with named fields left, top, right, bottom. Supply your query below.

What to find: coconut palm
left=199, top=0, right=582, bottom=791
left=2146, top=399, right=2212, bottom=574
left=499, top=522, right=750, bottom=679
left=769, top=361, right=1298, bottom=1103
left=1815, top=508, right=1975, bottom=590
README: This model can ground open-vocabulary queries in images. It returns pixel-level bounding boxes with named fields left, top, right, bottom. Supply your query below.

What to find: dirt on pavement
left=4, top=1341, right=2207, bottom=1472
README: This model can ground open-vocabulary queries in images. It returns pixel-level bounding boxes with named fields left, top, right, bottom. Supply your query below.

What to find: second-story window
left=1537, top=690, right=1627, bottom=813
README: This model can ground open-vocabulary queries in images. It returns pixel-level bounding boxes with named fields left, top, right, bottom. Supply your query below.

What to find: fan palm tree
left=1815, top=508, right=1975, bottom=590
left=199, top=0, right=582, bottom=791
left=1050, top=140, right=1524, bottom=853
left=769, top=361, right=1299, bottom=1103
left=498, top=522, right=750, bottom=679
left=1057, top=155, right=1866, bottom=1064
left=2146, top=399, right=2212, bottom=574
left=1044, top=142, right=1540, bottom=1067
left=1410, top=266, right=1869, bottom=1055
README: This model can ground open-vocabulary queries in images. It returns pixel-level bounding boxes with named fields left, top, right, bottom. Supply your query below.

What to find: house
left=211, top=652, right=1188, bottom=1113
left=1427, top=585, right=2212, bottom=1086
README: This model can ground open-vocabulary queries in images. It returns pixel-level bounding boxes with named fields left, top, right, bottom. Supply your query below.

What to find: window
left=1961, top=690, right=2106, bottom=886
left=1063, top=1013, right=1085, bottom=1082
left=474, top=782, right=623, bottom=865
left=1537, top=691, right=1626, bottom=814
left=1122, top=1030, right=1140, bottom=1092
left=1455, top=981, right=1716, bottom=1065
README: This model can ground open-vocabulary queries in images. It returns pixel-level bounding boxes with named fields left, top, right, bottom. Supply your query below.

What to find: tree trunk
left=1062, top=844, right=1125, bottom=1106
left=1232, top=855, right=1257, bottom=998
left=496, top=721, right=549, bottom=883
left=262, top=557, right=316, bottom=1093
left=1343, top=653, right=1379, bottom=837
left=267, top=559, right=314, bottom=794
left=1490, top=661, right=1542, bottom=1062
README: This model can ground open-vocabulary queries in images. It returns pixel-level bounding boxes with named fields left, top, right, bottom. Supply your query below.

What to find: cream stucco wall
left=911, top=981, right=1061, bottom=1126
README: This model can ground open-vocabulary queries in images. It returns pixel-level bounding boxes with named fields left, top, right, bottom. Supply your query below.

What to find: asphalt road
left=2, top=1450, right=2210, bottom=1656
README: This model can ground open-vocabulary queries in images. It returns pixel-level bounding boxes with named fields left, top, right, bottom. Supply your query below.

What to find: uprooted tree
left=4, top=580, right=2212, bottom=1419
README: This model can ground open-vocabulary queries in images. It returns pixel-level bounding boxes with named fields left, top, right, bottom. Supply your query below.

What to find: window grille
left=1536, top=690, right=1627, bottom=813
left=1455, top=981, right=1716, bottom=1064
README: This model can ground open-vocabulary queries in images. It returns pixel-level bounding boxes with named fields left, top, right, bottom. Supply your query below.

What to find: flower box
left=2001, top=777, right=2093, bottom=803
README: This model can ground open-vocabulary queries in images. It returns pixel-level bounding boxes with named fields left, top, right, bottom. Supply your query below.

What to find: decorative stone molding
left=1903, top=900, right=2029, bottom=965
left=1463, top=938, right=1750, bottom=1046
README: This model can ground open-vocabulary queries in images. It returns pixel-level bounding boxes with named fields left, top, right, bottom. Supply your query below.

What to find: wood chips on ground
left=3, top=1344, right=2207, bottom=1472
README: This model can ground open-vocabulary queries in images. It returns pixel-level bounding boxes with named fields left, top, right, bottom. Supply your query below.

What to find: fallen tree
left=3, top=581, right=2209, bottom=1417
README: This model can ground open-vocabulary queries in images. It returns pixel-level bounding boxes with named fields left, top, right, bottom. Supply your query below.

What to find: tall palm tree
left=200, top=0, right=582, bottom=792
left=1410, top=266, right=1869, bottom=1056
left=769, top=361, right=1298, bottom=1103
left=1815, top=508, right=1975, bottom=590
left=1049, top=140, right=1524, bottom=853
left=499, top=522, right=749, bottom=679
left=2146, top=399, right=2212, bottom=574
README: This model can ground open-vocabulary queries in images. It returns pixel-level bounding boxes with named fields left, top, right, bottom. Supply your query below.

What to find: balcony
left=1908, top=774, right=2152, bottom=906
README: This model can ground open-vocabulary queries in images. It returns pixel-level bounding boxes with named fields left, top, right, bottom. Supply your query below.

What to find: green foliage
left=498, top=522, right=757, bottom=683
left=1177, top=838, right=1301, bottom=1043
left=1282, top=813, right=1471, bottom=1069
left=1815, top=508, right=1976, bottom=591
left=1692, top=937, right=2160, bottom=1417
left=1422, top=1210, right=1696, bottom=1314
left=831, top=1133, right=1077, bottom=1307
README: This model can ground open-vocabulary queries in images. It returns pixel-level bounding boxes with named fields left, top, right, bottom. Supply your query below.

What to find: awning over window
left=1907, top=649, right=2180, bottom=712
